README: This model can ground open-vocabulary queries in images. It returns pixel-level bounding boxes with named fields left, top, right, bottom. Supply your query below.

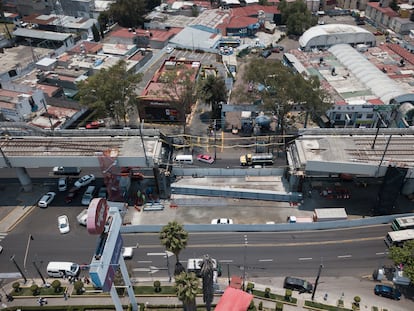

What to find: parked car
left=166, top=46, right=175, bottom=54
left=65, top=186, right=80, bottom=203
left=57, top=177, right=68, bottom=192
left=74, top=174, right=95, bottom=188
left=86, top=120, right=105, bottom=129
left=76, top=209, right=88, bottom=226
left=81, top=186, right=96, bottom=206
left=211, top=218, right=233, bottom=224
left=0, top=245, right=3, bottom=254
left=122, top=247, right=134, bottom=259
left=52, top=166, right=81, bottom=176
left=283, top=277, right=313, bottom=293
left=57, top=215, right=70, bottom=234
left=197, top=154, right=215, bottom=164
left=374, top=284, right=401, bottom=300
left=98, top=186, right=107, bottom=199
left=38, top=192, right=56, bottom=208
left=261, top=50, right=271, bottom=58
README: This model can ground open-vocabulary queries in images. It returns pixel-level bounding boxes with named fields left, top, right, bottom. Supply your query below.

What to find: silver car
left=38, top=192, right=56, bottom=208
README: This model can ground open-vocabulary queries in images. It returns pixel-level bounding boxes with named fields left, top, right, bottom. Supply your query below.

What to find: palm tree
left=197, top=74, right=227, bottom=120
left=200, top=254, right=214, bottom=311
left=160, top=221, right=189, bottom=275
left=175, top=271, right=200, bottom=311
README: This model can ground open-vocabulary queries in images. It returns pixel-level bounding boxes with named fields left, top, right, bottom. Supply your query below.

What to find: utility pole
left=312, top=264, right=323, bottom=301
left=214, top=119, right=217, bottom=160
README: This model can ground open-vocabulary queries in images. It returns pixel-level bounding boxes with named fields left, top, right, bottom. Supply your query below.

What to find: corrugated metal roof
left=329, top=44, right=406, bottom=104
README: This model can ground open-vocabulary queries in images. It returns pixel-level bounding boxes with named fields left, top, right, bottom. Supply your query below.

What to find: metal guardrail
left=120, top=213, right=414, bottom=234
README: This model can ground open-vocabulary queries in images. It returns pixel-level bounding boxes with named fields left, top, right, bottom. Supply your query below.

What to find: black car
left=374, top=285, right=401, bottom=300
left=261, top=50, right=271, bottom=58
left=283, top=277, right=313, bottom=293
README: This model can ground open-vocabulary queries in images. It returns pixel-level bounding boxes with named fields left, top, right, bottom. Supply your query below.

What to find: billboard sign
left=87, top=198, right=109, bottom=234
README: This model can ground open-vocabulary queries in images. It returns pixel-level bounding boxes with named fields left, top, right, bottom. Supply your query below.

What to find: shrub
left=153, top=280, right=161, bottom=293
left=74, top=280, right=84, bottom=294
left=264, top=287, right=271, bottom=298
left=371, top=307, right=379, bottom=311
left=352, top=295, right=361, bottom=310
left=12, top=282, right=21, bottom=293
left=247, top=300, right=256, bottom=310
left=30, top=284, right=39, bottom=296
left=276, top=301, right=284, bottom=311
left=284, top=289, right=292, bottom=302
left=338, top=299, right=344, bottom=307
left=246, top=282, right=254, bottom=293
left=51, top=280, right=62, bottom=293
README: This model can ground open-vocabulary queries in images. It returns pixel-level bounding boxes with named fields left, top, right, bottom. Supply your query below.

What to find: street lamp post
left=23, top=234, right=34, bottom=269
left=32, top=261, right=47, bottom=285
left=242, top=235, right=248, bottom=290
left=311, top=264, right=324, bottom=301
left=10, top=255, right=27, bottom=284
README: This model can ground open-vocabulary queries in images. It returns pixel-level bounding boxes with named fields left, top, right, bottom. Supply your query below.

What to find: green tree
left=278, top=0, right=317, bottom=36
left=390, top=0, right=399, bottom=11
left=200, top=254, right=214, bottom=311
left=98, top=11, right=110, bottom=38
left=235, top=58, right=331, bottom=135
left=12, top=282, right=21, bottom=293
left=389, top=240, right=414, bottom=282
left=175, top=271, right=199, bottom=311
left=109, top=0, right=147, bottom=28
left=197, top=73, right=227, bottom=120
left=77, top=60, right=142, bottom=125
left=156, top=67, right=198, bottom=133
left=30, top=284, right=39, bottom=296
left=91, top=23, right=101, bottom=42
left=160, top=221, right=189, bottom=275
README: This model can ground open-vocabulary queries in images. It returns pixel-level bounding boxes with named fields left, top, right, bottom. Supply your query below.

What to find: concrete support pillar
left=16, top=167, right=32, bottom=192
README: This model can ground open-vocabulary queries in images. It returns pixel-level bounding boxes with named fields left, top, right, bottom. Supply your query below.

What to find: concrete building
left=138, top=57, right=201, bottom=122
left=299, top=24, right=376, bottom=51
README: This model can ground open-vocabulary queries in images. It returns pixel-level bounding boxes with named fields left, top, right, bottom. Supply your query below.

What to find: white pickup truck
left=76, top=209, right=88, bottom=226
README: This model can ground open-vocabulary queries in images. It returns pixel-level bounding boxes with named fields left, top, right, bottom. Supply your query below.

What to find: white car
left=166, top=46, right=174, bottom=54
left=74, top=174, right=95, bottom=188
left=58, top=215, right=70, bottom=234
left=122, top=247, right=134, bottom=259
left=211, top=218, right=234, bottom=224
left=57, top=177, right=68, bottom=192
left=38, top=192, right=56, bottom=208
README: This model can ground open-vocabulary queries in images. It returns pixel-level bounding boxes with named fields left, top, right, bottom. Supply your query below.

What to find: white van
left=174, top=154, right=193, bottom=165
left=46, top=261, right=80, bottom=278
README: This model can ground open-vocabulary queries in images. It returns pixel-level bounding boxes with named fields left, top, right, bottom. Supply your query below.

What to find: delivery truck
left=313, top=208, right=348, bottom=222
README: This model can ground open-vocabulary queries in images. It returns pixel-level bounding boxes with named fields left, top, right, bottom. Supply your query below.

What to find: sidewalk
left=1, top=276, right=410, bottom=310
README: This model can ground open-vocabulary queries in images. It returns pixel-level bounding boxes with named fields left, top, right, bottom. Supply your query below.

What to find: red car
left=197, top=154, right=215, bottom=164
left=86, top=120, right=105, bottom=129
left=65, top=186, right=80, bottom=203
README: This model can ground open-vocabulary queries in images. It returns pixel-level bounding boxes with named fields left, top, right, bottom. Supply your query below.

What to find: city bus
left=391, top=216, right=414, bottom=231
left=385, top=229, right=414, bottom=247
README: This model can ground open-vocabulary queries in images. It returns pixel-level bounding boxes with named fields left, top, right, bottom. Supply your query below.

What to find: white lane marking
left=219, top=260, right=233, bottom=263
left=299, top=257, right=312, bottom=261
left=138, top=261, right=152, bottom=263
left=258, top=259, right=273, bottom=262
left=133, top=268, right=151, bottom=272
left=376, top=252, right=386, bottom=255
left=147, top=253, right=166, bottom=256
left=338, top=255, right=352, bottom=259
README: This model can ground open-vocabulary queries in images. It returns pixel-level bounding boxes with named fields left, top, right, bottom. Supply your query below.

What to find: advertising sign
left=87, top=198, right=109, bottom=234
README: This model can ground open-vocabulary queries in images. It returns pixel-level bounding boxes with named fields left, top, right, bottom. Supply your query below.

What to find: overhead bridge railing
left=171, top=184, right=302, bottom=202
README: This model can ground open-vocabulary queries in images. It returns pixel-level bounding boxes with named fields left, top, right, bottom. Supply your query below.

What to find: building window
left=357, top=113, right=362, bottom=118
left=366, top=113, right=374, bottom=119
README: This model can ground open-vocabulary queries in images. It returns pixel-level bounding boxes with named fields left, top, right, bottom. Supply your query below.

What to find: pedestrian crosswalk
left=0, top=232, right=7, bottom=243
